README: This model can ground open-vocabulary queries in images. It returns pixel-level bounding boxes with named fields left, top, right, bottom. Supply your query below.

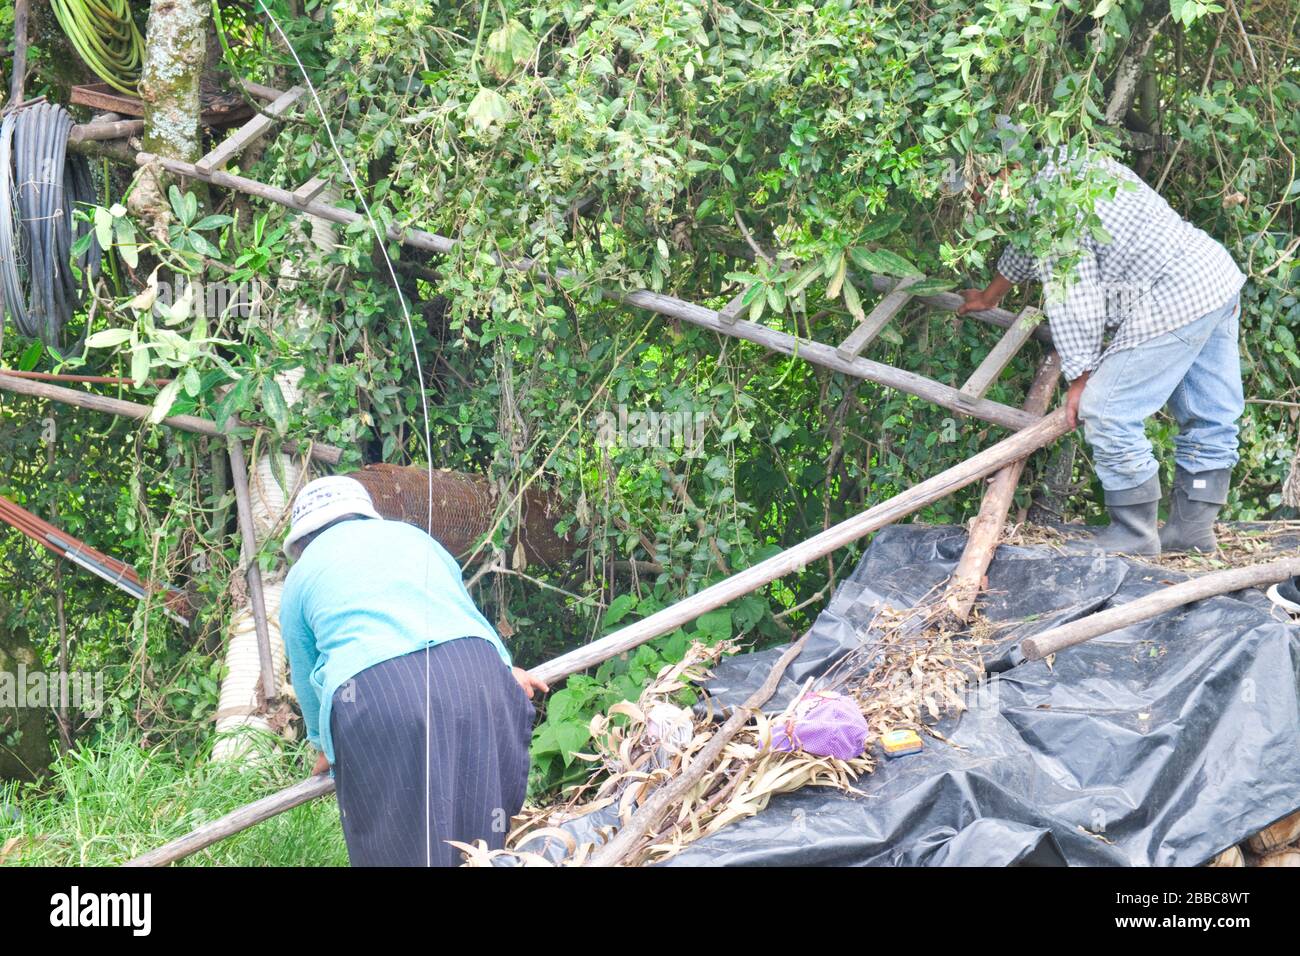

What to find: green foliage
left=0, top=732, right=346, bottom=865
left=528, top=589, right=770, bottom=792
left=1, top=0, right=1296, bottom=814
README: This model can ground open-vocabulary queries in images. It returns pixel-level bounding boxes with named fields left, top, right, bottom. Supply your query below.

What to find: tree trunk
left=133, top=0, right=210, bottom=237
left=139, top=0, right=208, bottom=160
left=1104, top=1, right=1168, bottom=127
left=0, top=608, right=54, bottom=782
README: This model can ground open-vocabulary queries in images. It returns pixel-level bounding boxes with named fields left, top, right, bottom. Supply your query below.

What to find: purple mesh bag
left=769, top=691, right=869, bottom=760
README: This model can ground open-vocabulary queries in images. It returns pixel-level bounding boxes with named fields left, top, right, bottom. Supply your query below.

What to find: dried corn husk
left=459, top=593, right=992, bottom=867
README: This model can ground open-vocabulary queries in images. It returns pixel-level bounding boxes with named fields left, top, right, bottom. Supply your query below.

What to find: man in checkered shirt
left=959, top=150, right=1246, bottom=555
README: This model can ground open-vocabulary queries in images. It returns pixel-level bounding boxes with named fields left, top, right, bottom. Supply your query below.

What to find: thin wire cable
left=254, top=1, right=438, bottom=866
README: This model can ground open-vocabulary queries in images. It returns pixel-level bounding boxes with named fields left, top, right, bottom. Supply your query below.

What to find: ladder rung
left=291, top=176, right=327, bottom=207
left=835, top=274, right=920, bottom=361
left=717, top=290, right=747, bottom=325
left=958, top=306, right=1042, bottom=401
left=194, top=86, right=305, bottom=176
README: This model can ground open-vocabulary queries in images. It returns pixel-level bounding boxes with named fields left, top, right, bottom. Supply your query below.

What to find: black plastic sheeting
left=660, top=524, right=1300, bottom=866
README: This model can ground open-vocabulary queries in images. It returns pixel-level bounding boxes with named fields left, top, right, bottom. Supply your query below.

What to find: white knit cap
left=283, top=476, right=381, bottom=557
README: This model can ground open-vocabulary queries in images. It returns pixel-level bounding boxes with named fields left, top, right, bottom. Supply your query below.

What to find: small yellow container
left=881, top=729, right=923, bottom=757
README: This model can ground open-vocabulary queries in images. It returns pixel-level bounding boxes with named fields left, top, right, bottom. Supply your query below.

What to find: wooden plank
left=1021, top=555, right=1300, bottom=661
left=836, top=274, right=920, bottom=361
left=138, top=152, right=1041, bottom=432
left=194, top=85, right=304, bottom=176
left=944, top=351, right=1061, bottom=623
left=291, top=176, right=327, bottom=206
left=864, top=274, right=1054, bottom=346
left=717, top=290, right=747, bottom=325
left=959, top=306, right=1042, bottom=401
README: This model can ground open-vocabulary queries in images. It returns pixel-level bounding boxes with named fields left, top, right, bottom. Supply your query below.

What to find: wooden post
left=0, top=372, right=344, bottom=465
left=225, top=427, right=278, bottom=704
left=945, top=352, right=1061, bottom=622
left=9, top=0, right=29, bottom=106
left=1021, top=556, right=1300, bottom=661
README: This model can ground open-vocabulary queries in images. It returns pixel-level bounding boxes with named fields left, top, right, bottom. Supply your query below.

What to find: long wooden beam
left=1020, top=555, right=1300, bottom=661
left=226, top=426, right=278, bottom=703
left=137, top=152, right=1040, bottom=431
left=122, top=773, right=335, bottom=867
left=0, top=372, right=343, bottom=465
left=123, top=405, right=1072, bottom=866
left=945, top=351, right=1061, bottom=622
left=534, top=406, right=1070, bottom=685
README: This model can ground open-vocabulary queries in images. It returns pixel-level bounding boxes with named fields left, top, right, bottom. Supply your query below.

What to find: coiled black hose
left=0, top=103, right=103, bottom=355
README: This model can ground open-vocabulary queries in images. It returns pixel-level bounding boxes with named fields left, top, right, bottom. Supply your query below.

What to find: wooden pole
left=9, top=0, right=29, bottom=106
left=225, top=426, right=278, bottom=704
left=68, top=119, right=146, bottom=144
left=587, top=631, right=812, bottom=867
left=0, top=372, right=343, bottom=465
left=532, top=406, right=1071, bottom=687
left=122, top=774, right=335, bottom=867
left=136, top=152, right=1040, bottom=432
left=123, top=407, right=1072, bottom=866
left=1021, top=555, right=1300, bottom=661
left=944, top=352, right=1061, bottom=622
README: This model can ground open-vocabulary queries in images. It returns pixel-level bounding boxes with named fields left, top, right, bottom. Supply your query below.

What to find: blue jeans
left=1078, top=294, right=1244, bottom=493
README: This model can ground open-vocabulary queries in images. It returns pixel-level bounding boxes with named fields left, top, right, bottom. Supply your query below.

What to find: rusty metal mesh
left=346, top=464, right=575, bottom=567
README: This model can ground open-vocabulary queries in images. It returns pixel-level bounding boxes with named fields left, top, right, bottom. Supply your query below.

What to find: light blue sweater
left=279, top=518, right=511, bottom=763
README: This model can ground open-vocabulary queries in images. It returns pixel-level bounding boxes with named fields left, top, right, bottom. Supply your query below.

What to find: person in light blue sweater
left=279, top=476, right=547, bottom=866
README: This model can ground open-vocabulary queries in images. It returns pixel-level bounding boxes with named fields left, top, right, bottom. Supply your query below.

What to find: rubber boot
left=1159, top=467, right=1230, bottom=553
left=1093, top=475, right=1162, bottom=556
left=1267, top=577, right=1300, bottom=615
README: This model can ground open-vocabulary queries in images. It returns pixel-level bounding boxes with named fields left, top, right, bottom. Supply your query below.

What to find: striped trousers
left=329, top=638, right=534, bottom=866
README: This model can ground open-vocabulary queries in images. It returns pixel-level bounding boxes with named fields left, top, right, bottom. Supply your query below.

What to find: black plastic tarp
left=660, top=524, right=1300, bottom=866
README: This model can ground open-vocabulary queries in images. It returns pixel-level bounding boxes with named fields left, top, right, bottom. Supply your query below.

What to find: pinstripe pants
left=329, top=638, right=534, bottom=866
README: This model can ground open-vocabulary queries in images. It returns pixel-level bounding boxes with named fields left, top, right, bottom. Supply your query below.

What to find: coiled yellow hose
left=50, top=0, right=145, bottom=96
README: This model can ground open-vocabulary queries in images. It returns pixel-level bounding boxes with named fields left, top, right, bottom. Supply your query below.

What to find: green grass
left=1, top=731, right=347, bottom=866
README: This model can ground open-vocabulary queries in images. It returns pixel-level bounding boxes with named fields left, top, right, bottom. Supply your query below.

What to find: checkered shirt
left=997, top=153, right=1245, bottom=381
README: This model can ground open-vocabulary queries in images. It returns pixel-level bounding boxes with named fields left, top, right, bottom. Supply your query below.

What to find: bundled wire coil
left=0, top=103, right=103, bottom=355
left=51, top=0, right=146, bottom=96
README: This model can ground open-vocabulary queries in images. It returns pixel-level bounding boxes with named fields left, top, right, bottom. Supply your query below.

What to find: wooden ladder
left=141, top=89, right=1054, bottom=432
